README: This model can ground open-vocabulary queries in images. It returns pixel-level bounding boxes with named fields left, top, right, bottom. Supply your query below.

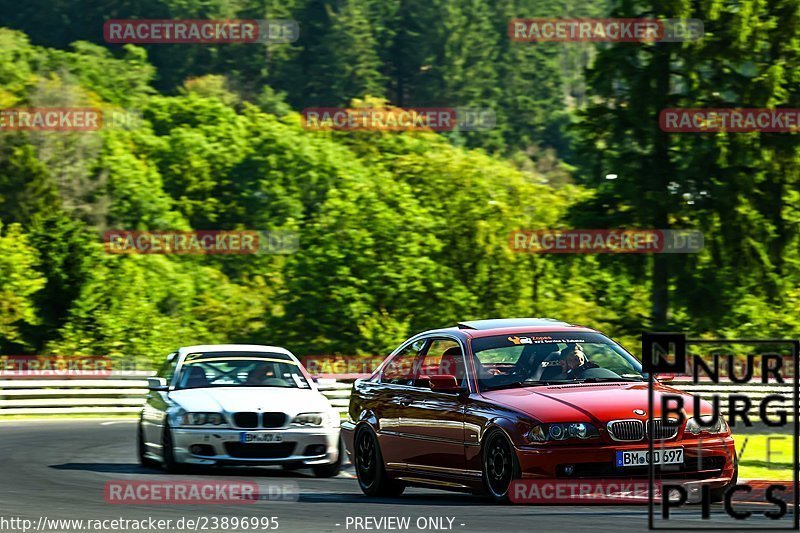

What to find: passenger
left=551, top=350, right=570, bottom=380
left=517, top=344, right=559, bottom=378
left=537, top=349, right=570, bottom=381
left=563, top=343, right=599, bottom=379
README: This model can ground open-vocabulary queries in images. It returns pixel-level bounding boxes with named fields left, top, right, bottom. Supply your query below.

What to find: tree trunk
left=650, top=42, right=672, bottom=329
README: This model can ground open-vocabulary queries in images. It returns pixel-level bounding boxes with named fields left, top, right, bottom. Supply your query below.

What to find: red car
left=341, top=318, right=737, bottom=501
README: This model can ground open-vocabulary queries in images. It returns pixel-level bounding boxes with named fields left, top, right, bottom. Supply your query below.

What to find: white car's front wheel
left=137, top=421, right=158, bottom=468
left=162, top=421, right=187, bottom=474
left=312, top=438, right=344, bottom=478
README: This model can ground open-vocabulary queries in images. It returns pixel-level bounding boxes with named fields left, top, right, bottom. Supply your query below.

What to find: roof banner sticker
left=183, top=355, right=298, bottom=365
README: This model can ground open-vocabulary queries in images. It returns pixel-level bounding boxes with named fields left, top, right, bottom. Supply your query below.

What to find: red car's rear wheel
left=354, top=426, right=404, bottom=497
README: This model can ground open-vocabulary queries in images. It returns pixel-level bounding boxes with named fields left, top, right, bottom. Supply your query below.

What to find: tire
left=313, top=438, right=344, bottom=478
left=482, top=429, right=521, bottom=502
left=137, top=421, right=158, bottom=468
left=161, top=422, right=187, bottom=474
left=709, top=462, right=738, bottom=503
left=353, top=426, right=405, bottom=497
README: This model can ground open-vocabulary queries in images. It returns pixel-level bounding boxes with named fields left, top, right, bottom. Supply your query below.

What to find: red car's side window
left=414, top=339, right=466, bottom=388
left=381, top=340, right=425, bottom=386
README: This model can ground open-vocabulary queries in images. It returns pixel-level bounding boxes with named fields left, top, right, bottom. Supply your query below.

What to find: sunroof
left=456, top=318, right=572, bottom=330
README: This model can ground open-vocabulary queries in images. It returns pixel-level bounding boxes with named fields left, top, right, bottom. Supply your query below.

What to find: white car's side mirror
left=147, top=377, right=168, bottom=390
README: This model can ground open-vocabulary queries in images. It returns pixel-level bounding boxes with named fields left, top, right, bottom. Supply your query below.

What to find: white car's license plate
left=241, top=432, right=282, bottom=443
left=616, top=448, right=683, bottom=467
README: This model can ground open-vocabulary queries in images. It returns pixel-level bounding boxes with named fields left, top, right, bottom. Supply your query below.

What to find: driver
left=245, top=362, right=275, bottom=385
left=563, top=343, right=599, bottom=379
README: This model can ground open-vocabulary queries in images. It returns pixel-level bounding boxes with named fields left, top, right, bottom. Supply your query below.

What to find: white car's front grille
left=232, top=412, right=287, bottom=429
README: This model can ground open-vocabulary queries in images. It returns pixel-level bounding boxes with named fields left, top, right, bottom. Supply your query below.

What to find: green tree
left=0, top=223, right=45, bottom=351
left=575, top=0, right=800, bottom=334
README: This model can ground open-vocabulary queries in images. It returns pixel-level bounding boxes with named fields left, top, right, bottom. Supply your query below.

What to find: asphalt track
left=0, top=420, right=794, bottom=533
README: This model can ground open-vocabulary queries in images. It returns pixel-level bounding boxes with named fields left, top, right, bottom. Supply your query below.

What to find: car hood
left=168, top=387, right=332, bottom=416
left=480, top=381, right=708, bottom=424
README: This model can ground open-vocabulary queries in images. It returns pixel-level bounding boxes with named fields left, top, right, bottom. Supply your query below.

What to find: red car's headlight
left=528, top=422, right=599, bottom=442
left=685, top=416, right=729, bottom=435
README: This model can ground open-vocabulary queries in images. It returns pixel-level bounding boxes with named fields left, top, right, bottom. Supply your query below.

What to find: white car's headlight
left=685, top=416, right=728, bottom=435
left=292, top=412, right=326, bottom=427
left=181, top=412, right=227, bottom=426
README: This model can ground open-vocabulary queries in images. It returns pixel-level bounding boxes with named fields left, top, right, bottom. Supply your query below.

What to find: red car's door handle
left=398, top=396, right=413, bottom=407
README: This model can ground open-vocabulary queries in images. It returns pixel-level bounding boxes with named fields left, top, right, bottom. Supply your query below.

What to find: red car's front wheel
left=482, top=430, right=521, bottom=502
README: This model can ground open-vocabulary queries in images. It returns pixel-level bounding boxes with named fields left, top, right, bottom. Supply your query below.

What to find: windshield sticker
left=508, top=336, right=586, bottom=345
left=290, top=374, right=308, bottom=388
left=508, top=335, right=553, bottom=345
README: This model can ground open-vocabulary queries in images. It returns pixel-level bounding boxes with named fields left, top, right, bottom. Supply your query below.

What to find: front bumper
left=171, top=427, right=341, bottom=466
left=515, top=436, right=736, bottom=488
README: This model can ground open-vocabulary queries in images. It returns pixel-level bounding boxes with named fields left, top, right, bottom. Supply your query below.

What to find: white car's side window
left=158, top=352, right=179, bottom=383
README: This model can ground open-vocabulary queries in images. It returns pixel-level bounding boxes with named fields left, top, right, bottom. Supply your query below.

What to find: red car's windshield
left=471, top=332, right=645, bottom=391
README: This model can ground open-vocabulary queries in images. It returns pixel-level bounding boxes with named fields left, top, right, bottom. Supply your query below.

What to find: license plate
left=616, top=448, right=683, bottom=467
left=240, top=432, right=282, bottom=443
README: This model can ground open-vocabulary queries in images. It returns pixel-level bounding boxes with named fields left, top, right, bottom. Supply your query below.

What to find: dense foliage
left=0, top=0, right=797, bottom=368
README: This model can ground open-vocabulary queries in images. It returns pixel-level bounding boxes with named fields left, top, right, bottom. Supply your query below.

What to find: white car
left=138, top=344, right=343, bottom=476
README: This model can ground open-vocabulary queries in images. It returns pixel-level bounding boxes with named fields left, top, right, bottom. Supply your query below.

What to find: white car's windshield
left=174, top=351, right=311, bottom=390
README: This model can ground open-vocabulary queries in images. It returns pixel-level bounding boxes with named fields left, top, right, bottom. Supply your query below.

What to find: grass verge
left=734, top=432, right=795, bottom=480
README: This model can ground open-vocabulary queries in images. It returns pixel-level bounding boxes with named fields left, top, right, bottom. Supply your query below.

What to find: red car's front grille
left=607, top=420, right=644, bottom=441
left=648, top=418, right=679, bottom=440
left=607, top=419, right=679, bottom=441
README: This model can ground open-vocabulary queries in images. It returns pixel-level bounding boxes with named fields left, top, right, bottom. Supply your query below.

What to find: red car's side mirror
left=429, top=374, right=461, bottom=393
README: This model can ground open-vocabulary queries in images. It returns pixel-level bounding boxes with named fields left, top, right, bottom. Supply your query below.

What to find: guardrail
left=0, top=375, right=355, bottom=416
left=0, top=375, right=791, bottom=418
